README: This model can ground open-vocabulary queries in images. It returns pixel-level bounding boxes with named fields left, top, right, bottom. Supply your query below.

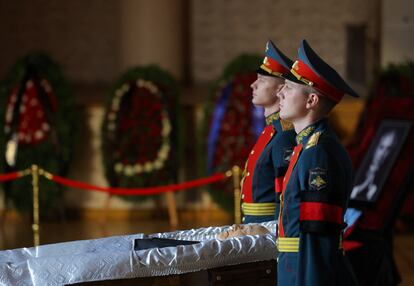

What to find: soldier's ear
left=273, top=78, right=284, bottom=96
left=305, top=92, right=320, bottom=109
left=274, top=85, right=283, bottom=98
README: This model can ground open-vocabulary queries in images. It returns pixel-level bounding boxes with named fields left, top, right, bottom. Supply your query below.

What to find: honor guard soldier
left=276, top=40, right=358, bottom=285
left=240, top=40, right=296, bottom=223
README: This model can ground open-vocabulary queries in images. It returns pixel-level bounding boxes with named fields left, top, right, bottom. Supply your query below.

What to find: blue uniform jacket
left=241, top=112, right=296, bottom=223
left=277, top=119, right=357, bottom=286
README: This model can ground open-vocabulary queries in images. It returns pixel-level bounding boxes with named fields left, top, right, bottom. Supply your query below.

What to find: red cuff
left=300, top=202, right=343, bottom=224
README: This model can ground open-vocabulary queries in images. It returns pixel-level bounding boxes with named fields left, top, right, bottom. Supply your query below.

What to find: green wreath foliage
left=101, top=65, right=182, bottom=202
left=0, top=52, right=77, bottom=213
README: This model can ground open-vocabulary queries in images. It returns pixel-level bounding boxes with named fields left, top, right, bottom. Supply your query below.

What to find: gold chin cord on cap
left=290, top=61, right=314, bottom=86
left=260, top=64, right=283, bottom=77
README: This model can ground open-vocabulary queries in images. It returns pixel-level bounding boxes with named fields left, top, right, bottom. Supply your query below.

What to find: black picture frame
left=350, top=119, right=413, bottom=206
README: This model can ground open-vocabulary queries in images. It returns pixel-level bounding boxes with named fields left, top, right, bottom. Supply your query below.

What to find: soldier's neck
left=293, top=113, right=324, bottom=134
left=264, top=106, right=280, bottom=117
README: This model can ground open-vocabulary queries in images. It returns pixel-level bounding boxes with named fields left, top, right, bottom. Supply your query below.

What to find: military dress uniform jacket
left=241, top=112, right=296, bottom=223
left=277, top=119, right=357, bottom=286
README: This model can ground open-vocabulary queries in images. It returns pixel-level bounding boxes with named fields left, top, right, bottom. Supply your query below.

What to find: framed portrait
left=350, top=119, right=413, bottom=205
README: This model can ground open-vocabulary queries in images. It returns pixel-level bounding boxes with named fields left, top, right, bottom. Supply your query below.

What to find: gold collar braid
left=265, top=112, right=280, bottom=125
left=296, top=125, right=316, bottom=144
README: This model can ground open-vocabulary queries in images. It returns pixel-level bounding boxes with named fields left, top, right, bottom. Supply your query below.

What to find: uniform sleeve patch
left=283, top=147, right=293, bottom=164
left=309, top=167, right=327, bottom=190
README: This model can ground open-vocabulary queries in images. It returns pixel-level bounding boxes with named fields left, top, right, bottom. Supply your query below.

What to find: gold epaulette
left=280, top=119, right=294, bottom=131
left=296, top=125, right=315, bottom=144
left=305, top=131, right=321, bottom=149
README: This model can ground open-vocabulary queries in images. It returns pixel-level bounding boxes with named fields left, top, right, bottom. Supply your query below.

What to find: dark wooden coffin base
left=73, top=260, right=276, bottom=286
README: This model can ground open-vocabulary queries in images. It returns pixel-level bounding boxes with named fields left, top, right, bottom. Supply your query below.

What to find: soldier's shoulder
left=299, top=141, right=330, bottom=171
left=300, top=132, right=333, bottom=162
left=302, top=132, right=348, bottom=166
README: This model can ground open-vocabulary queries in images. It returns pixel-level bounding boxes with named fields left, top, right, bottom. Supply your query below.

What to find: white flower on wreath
left=134, top=164, right=143, bottom=173
left=143, top=162, right=153, bottom=173
left=115, top=163, right=123, bottom=173
left=124, top=165, right=134, bottom=176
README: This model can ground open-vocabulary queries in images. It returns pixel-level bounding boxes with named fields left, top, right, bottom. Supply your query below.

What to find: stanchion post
left=232, top=165, right=241, bottom=224
left=31, top=164, right=40, bottom=247
left=101, top=193, right=112, bottom=226
left=165, top=191, right=178, bottom=229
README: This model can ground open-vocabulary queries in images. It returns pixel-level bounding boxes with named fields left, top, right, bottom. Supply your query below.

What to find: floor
left=1, top=215, right=413, bottom=286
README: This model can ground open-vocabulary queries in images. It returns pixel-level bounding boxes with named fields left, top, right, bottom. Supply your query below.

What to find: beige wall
left=0, top=0, right=121, bottom=83
left=191, top=0, right=380, bottom=94
left=1, top=0, right=381, bottom=88
left=119, top=0, right=184, bottom=79
left=0, top=0, right=184, bottom=84
left=381, top=0, right=414, bottom=66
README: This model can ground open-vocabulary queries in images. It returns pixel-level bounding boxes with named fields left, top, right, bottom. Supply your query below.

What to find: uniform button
left=250, top=150, right=254, bottom=155
left=241, top=194, right=245, bottom=199
left=246, top=172, right=250, bottom=177
left=242, top=217, right=246, bottom=222
left=262, top=131, right=265, bottom=134
left=270, top=133, right=274, bottom=136
left=292, top=151, right=295, bottom=155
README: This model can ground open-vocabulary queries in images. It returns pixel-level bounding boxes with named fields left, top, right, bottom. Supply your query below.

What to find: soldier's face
left=277, top=80, right=308, bottom=121
left=250, top=74, right=284, bottom=108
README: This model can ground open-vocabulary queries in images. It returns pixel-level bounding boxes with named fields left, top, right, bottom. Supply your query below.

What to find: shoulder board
left=280, top=119, right=294, bottom=131
left=305, top=131, right=321, bottom=149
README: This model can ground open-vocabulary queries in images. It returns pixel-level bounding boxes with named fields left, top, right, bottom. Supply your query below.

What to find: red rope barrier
left=0, top=171, right=26, bottom=182
left=48, top=172, right=229, bottom=196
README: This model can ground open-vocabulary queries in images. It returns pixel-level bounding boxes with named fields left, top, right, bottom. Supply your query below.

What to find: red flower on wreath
left=4, top=79, right=57, bottom=145
left=107, top=80, right=171, bottom=176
